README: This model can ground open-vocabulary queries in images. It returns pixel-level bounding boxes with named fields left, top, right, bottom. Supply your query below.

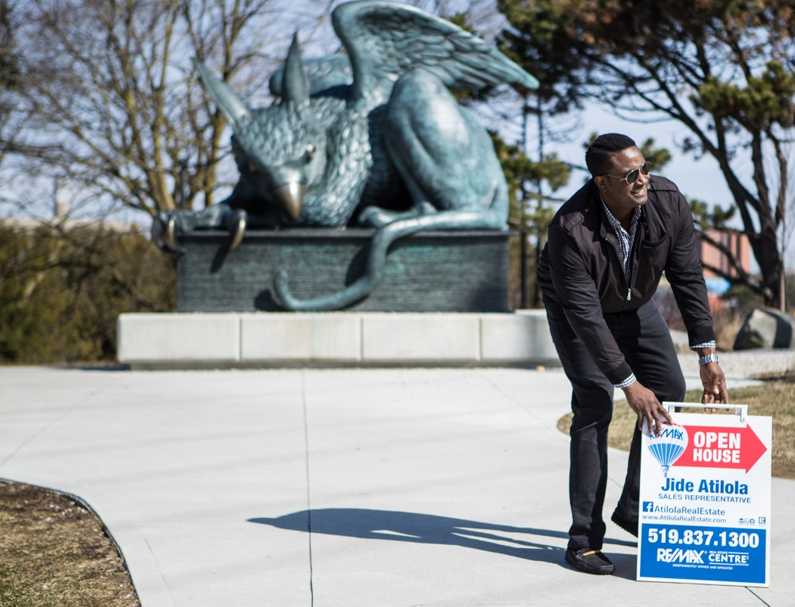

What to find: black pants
left=546, top=299, right=686, bottom=551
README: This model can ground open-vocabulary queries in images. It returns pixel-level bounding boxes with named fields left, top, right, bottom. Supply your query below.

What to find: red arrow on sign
left=672, top=423, right=768, bottom=473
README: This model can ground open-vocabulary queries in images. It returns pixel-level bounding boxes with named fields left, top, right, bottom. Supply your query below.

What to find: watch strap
left=698, top=353, right=719, bottom=366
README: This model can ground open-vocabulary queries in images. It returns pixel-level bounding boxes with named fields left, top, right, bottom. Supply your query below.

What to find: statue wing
left=332, top=1, right=538, bottom=108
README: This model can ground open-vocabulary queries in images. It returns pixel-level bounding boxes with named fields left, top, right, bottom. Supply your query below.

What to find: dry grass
left=557, top=378, right=795, bottom=479
left=0, top=481, right=140, bottom=607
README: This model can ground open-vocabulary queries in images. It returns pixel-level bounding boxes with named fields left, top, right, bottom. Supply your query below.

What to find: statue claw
left=152, top=214, right=185, bottom=254
left=228, top=211, right=247, bottom=251
left=358, top=205, right=392, bottom=228
left=151, top=217, right=165, bottom=250
left=164, top=216, right=179, bottom=252
left=152, top=213, right=180, bottom=253
left=417, top=201, right=437, bottom=215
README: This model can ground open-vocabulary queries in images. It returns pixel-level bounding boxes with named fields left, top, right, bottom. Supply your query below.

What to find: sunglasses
left=602, top=161, right=652, bottom=185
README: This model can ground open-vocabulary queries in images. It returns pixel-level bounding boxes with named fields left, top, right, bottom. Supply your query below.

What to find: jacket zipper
left=626, top=213, right=646, bottom=304
left=607, top=235, right=633, bottom=307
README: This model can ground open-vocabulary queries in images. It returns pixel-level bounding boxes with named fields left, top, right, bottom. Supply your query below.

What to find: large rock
left=733, top=307, right=795, bottom=350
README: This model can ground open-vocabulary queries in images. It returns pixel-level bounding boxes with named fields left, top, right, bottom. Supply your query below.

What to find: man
left=537, top=133, right=728, bottom=575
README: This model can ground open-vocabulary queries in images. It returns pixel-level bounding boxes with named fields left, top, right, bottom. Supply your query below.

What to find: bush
left=0, top=221, right=175, bottom=364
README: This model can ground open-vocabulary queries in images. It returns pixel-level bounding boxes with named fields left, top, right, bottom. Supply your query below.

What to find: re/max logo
left=659, top=427, right=684, bottom=440
left=657, top=549, right=705, bottom=564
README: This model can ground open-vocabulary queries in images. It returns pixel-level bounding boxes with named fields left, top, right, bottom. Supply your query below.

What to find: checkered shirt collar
left=600, top=195, right=642, bottom=284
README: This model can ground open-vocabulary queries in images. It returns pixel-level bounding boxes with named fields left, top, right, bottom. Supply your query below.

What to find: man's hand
left=700, top=362, right=729, bottom=405
left=622, top=381, right=673, bottom=435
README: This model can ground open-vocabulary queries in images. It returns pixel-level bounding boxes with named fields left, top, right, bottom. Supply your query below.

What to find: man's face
left=595, top=146, right=650, bottom=215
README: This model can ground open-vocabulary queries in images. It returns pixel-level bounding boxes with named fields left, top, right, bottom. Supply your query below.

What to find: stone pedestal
left=177, top=229, right=515, bottom=312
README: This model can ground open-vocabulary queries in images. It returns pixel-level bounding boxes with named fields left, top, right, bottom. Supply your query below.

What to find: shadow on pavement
left=249, top=508, right=636, bottom=568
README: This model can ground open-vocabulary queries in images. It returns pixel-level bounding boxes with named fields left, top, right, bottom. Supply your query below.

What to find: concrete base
left=117, top=310, right=558, bottom=368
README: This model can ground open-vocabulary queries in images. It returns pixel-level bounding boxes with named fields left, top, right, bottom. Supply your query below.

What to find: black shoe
left=611, top=512, right=638, bottom=537
left=565, top=547, right=615, bottom=575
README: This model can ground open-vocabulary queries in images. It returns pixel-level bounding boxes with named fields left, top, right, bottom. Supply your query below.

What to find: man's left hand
left=700, top=362, right=729, bottom=405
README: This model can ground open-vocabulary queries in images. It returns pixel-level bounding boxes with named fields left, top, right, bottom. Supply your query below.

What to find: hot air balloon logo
left=645, top=422, right=688, bottom=478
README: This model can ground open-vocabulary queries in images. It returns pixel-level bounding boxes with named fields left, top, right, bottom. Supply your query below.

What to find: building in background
left=697, top=230, right=752, bottom=281
left=695, top=230, right=753, bottom=312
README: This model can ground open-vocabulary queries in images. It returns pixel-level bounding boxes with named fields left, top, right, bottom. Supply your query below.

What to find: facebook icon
left=643, top=502, right=655, bottom=513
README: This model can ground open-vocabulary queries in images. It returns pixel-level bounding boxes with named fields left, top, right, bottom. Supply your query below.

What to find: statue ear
left=282, top=33, right=310, bottom=106
left=193, top=59, right=252, bottom=129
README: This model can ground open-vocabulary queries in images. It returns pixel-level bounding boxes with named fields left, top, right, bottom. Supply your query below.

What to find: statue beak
left=271, top=182, right=305, bottom=222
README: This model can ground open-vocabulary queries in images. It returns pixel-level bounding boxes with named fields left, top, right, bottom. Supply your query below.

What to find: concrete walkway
left=1, top=364, right=792, bottom=606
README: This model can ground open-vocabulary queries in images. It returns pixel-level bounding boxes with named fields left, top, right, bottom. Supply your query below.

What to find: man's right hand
left=622, top=381, right=673, bottom=436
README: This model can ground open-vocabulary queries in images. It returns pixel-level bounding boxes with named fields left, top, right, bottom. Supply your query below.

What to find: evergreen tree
left=498, top=0, right=795, bottom=308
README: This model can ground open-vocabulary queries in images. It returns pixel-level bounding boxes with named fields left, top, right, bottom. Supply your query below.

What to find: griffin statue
left=152, top=0, right=538, bottom=311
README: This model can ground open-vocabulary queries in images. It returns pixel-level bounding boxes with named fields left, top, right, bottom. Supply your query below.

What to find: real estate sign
left=637, top=403, right=771, bottom=586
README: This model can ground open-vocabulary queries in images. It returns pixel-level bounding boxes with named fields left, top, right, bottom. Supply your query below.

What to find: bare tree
left=3, top=0, right=335, bottom=219
left=0, top=0, right=20, bottom=167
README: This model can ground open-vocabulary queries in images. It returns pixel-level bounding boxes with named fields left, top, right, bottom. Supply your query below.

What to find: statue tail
left=274, top=180, right=508, bottom=311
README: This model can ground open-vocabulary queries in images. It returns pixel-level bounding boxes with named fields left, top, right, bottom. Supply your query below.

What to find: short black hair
left=585, top=133, right=637, bottom=176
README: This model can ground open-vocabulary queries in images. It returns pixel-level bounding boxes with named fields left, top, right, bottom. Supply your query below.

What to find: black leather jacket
left=537, top=175, right=715, bottom=384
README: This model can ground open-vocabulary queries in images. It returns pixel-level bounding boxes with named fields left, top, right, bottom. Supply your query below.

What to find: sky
left=546, top=107, right=738, bottom=209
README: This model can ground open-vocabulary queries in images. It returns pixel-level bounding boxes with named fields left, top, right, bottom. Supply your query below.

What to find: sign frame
left=637, top=402, right=771, bottom=586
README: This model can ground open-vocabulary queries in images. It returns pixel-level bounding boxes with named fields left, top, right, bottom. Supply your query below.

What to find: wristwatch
left=698, top=353, right=719, bottom=366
